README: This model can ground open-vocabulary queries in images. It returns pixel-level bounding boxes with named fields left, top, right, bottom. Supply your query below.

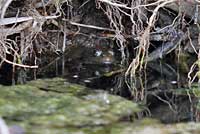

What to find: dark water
left=0, top=47, right=199, bottom=124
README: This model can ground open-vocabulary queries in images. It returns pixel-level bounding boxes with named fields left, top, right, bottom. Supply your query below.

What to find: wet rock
left=2, top=78, right=200, bottom=134
left=0, top=78, right=140, bottom=133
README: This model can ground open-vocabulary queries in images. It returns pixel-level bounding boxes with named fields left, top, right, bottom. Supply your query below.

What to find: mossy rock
left=0, top=78, right=141, bottom=133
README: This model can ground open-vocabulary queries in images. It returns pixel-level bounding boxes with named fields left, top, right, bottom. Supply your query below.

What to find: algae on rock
left=0, top=78, right=140, bottom=134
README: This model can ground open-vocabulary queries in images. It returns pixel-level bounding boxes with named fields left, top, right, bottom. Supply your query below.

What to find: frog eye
left=95, top=50, right=102, bottom=57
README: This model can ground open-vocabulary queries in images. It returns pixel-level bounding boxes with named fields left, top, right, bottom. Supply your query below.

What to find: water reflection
left=0, top=46, right=199, bottom=124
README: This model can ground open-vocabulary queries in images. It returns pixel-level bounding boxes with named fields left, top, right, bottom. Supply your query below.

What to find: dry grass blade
left=0, top=15, right=58, bottom=26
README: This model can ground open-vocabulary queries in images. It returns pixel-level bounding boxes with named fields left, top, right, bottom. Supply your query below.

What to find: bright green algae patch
left=0, top=78, right=141, bottom=133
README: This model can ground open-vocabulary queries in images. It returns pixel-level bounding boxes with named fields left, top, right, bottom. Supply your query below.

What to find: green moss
left=0, top=78, right=142, bottom=133
left=4, top=78, right=200, bottom=134
left=27, top=78, right=88, bottom=95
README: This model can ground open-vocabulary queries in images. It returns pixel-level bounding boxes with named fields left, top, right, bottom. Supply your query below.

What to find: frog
left=65, top=45, right=117, bottom=66
left=84, top=49, right=116, bottom=65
